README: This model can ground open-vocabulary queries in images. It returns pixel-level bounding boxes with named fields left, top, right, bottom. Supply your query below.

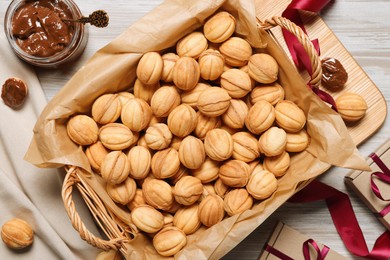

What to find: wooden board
left=255, top=0, right=387, bottom=146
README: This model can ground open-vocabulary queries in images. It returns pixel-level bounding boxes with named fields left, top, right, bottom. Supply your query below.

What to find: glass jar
left=4, top=0, right=88, bottom=68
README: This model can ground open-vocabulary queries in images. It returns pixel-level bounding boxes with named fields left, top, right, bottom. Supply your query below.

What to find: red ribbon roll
left=369, top=153, right=390, bottom=217
left=289, top=180, right=390, bottom=259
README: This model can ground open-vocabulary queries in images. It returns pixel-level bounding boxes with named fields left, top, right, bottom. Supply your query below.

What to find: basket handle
left=258, top=16, right=322, bottom=88
left=62, top=167, right=126, bottom=251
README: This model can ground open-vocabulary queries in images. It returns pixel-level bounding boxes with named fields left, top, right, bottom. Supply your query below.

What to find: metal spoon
left=63, top=10, right=109, bottom=28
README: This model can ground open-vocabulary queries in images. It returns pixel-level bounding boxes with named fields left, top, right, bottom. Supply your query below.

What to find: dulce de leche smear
left=11, top=0, right=75, bottom=57
left=1, top=78, right=28, bottom=109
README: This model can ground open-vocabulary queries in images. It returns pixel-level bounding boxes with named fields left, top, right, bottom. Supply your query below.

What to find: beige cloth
left=0, top=34, right=100, bottom=259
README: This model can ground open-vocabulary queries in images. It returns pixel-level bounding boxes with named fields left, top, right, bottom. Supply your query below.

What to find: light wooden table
left=1, top=1, right=388, bottom=259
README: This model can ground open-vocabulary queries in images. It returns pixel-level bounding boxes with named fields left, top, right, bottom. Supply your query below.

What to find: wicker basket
left=61, top=14, right=322, bottom=258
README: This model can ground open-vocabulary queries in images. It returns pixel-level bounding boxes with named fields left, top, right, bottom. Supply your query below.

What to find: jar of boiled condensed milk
left=4, top=0, right=88, bottom=68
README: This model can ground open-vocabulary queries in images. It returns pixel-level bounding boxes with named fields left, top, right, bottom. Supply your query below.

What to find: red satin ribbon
left=282, top=0, right=338, bottom=111
left=309, top=84, right=338, bottom=111
left=265, top=238, right=329, bottom=260
left=303, top=239, right=330, bottom=260
left=289, top=180, right=390, bottom=259
left=265, top=244, right=294, bottom=260
left=282, top=0, right=329, bottom=69
left=369, top=153, right=390, bottom=217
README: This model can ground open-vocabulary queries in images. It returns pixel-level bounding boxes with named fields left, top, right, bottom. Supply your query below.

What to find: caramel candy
left=1, top=218, right=33, bottom=249
left=219, top=37, right=252, bottom=67
left=136, top=52, right=163, bottom=86
left=335, top=92, right=367, bottom=122
left=1, top=77, right=28, bottom=109
left=142, top=179, right=174, bottom=211
left=275, top=100, right=306, bottom=133
left=246, top=169, right=277, bottom=200
left=121, top=98, right=152, bottom=132
left=245, top=100, right=275, bottom=135
left=219, top=160, right=250, bottom=188
left=131, top=205, right=164, bottom=233
left=232, top=132, right=260, bottom=162
left=192, top=157, right=220, bottom=183
left=285, top=129, right=310, bottom=153
left=150, top=86, right=181, bottom=117
left=223, top=188, right=253, bottom=216
left=204, top=129, right=234, bottom=161
left=248, top=53, right=278, bottom=84
left=173, top=204, right=201, bottom=235
left=173, top=176, right=203, bottom=206
left=203, top=11, right=236, bottom=43
left=194, top=112, right=221, bottom=140
left=128, top=146, right=151, bottom=179
left=198, top=194, right=225, bottom=227
left=176, top=31, right=208, bottom=58
left=99, top=123, right=134, bottom=150
left=251, top=83, right=285, bottom=105
left=197, top=87, right=231, bottom=117
left=258, top=127, right=287, bottom=157
left=153, top=227, right=187, bottom=257
left=220, top=69, right=252, bottom=98
left=151, top=148, right=180, bottom=179
left=161, top=53, right=179, bottom=82
left=263, top=151, right=290, bottom=177
left=145, top=123, right=172, bottom=151
left=178, top=136, right=205, bottom=169
left=101, top=151, right=130, bottom=184
left=85, top=141, right=108, bottom=172
left=106, top=177, right=137, bottom=205
left=321, top=57, right=348, bottom=90
left=199, top=49, right=225, bottom=81
left=172, top=57, right=200, bottom=91
left=167, top=104, right=197, bottom=137
left=222, top=99, right=248, bottom=129
left=67, top=115, right=98, bottom=146
left=91, top=93, right=121, bottom=124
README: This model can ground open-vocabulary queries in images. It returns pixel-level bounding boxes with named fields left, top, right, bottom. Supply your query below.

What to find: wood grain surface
left=1, top=0, right=389, bottom=259
left=256, top=0, right=387, bottom=147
